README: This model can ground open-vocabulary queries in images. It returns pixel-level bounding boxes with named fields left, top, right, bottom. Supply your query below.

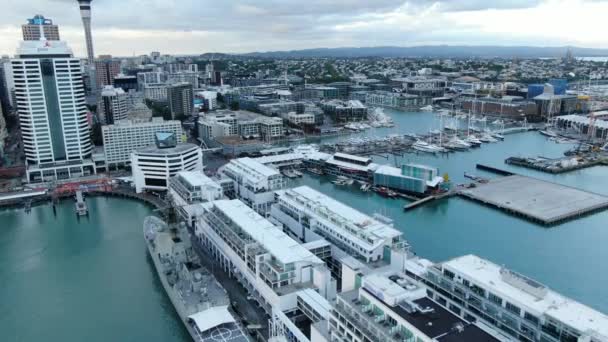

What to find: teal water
left=0, top=197, right=189, bottom=342
left=291, top=110, right=608, bottom=313
left=1, top=110, right=606, bottom=341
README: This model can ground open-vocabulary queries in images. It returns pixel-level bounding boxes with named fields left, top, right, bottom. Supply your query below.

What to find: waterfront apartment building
left=98, top=85, right=128, bottom=124
left=95, top=56, right=121, bottom=88
left=271, top=186, right=404, bottom=264
left=198, top=110, right=285, bottom=146
left=391, top=76, right=447, bottom=97
left=167, top=82, right=194, bottom=119
left=168, top=170, right=223, bottom=224
left=193, top=199, right=335, bottom=315
left=143, top=83, right=168, bottom=102
left=11, top=38, right=94, bottom=182
left=288, top=112, right=315, bottom=125
left=319, top=100, right=367, bottom=123
left=331, top=273, right=500, bottom=342
left=419, top=255, right=608, bottom=342
left=131, top=133, right=202, bottom=193
left=101, top=117, right=182, bottom=168
left=22, top=15, right=60, bottom=41
left=217, top=157, right=286, bottom=216
left=365, top=91, right=432, bottom=110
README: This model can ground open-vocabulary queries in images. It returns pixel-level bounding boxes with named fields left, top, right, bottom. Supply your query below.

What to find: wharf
left=458, top=175, right=608, bottom=225
left=476, top=164, right=514, bottom=176
left=505, top=156, right=607, bottom=174
left=403, top=191, right=455, bottom=211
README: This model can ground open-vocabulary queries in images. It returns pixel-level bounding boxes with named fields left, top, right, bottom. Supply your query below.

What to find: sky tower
left=76, top=0, right=97, bottom=94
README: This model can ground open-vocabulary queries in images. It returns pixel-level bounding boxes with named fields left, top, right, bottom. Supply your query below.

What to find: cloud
left=0, top=0, right=606, bottom=56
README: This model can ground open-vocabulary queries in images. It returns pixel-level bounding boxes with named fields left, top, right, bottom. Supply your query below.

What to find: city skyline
left=2, top=0, right=608, bottom=57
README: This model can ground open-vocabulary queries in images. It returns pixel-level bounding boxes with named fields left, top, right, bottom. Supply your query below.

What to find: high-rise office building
left=11, top=37, right=94, bottom=182
left=95, top=55, right=121, bottom=88
left=98, top=85, right=128, bottom=124
left=22, top=15, right=60, bottom=41
left=76, top=0, right=97, bottom=94
left=167, top=82, right=193, bottom=119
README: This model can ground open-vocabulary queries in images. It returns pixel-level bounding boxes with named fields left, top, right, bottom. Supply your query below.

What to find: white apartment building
left=217, top=157, right=285, bottom=216
left=288, top=112, right=315, bottom=125
left=137, top=71, right=166, bottom=90
left=168, top=170, right=223, bottom=224
left=143, top=83, right=168, bottom=101
left=421, top=255, right=608, bottom=342
left=101, top=117, right=182, bottom=167
left=11, top=38, right=94, bottom=182
left=131, top=141, right=202, bottom=193
left=331, top=273, right=500, bottom=342
left=271, top=186, right=405, bottom=263
left=98, top=85, right=128, bottom=124
left=259, top=117, right=284, bottom=140
left=193, top=199, right=335, bottom=316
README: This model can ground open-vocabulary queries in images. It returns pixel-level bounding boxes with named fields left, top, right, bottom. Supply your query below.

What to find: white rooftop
left=282, top=186, right=402, bottom=242
left=334, top=152, right=371, bottom=164
left=222, top=158, right=282, bottom=187
left=443, top=255, right=608, bottom=339
left=297, top=288, right=332, bottom=317
left=16, top=39, right=73, bottom=56
left=213, top=200, right=321, bottom=265
left=177, top=170, right=219, bottom=188
left=188, top=305, right=235, bottom=333
left=254, top=153, right=304, bottom=165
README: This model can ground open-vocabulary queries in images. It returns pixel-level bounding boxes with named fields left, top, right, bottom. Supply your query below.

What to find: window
left=489, top=292, right=503, bottom=306
left=505, top=302, right=521, bottom=316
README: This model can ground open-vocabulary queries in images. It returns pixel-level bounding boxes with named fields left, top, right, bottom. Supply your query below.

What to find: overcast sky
left=1, top=0, right=607, bottom=57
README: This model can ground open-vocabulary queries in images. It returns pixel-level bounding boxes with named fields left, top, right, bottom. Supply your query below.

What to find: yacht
left=491, top=132, right=505, bottom=140
left=420, top=105, right=434, bottom=111
left=539, top=129, right=558, bottom=138
left=465, top=135, right=483, bottom=147
left=447, top=137, right=471, bottom=150
left=413, top=140, right=445, bottom=153
left=479, top=133, right=498, bottom=143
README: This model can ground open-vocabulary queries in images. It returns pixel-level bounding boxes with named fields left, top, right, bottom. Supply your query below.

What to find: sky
left=1, top=0, right=607, bottom=57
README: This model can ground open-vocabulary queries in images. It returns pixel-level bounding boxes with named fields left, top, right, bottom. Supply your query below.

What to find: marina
left=458, top=175, right=608, bottom=225
left=505, top=155, right=607, bottom=174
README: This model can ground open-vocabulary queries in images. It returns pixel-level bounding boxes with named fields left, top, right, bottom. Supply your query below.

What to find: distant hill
left=242, top=45, right=608, bottom=58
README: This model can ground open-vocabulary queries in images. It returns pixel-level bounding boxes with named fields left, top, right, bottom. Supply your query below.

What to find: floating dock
left=458, top=175, right=608, bottom=225
left=75, top=190, right=88, bottom=216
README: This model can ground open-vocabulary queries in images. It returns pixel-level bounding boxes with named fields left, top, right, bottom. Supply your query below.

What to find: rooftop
left=442, top=254, right=608, bottom=339
left=176, top=171, right=219, bottom=188
left=134, top=142, right=198, bottom=156
left=212, top=200, right=321, bottom=265
left=282, top=186, right=402, bottom=241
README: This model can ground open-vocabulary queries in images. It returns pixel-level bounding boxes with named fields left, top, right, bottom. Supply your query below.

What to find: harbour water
left=0, top=197, right=189, bottom=342
left=1, top=109, right=606, bottom=341
left=293, top=109, right=608, bottom=313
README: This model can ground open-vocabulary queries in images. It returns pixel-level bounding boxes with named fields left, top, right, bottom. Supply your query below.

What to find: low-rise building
left=102, top=118, right=183, bottom=168
left=217, top=157, right=286, bottom=215
left=131, top=133, right=202, bottom=193
left=288, top=112, right=316, bottom=126
left=193, top=199, right=335, bottom=315
left=331, top=273, right=500, bottom=342
left=271, top=185, right=405, bottom=264
left=168, top=170, right=223, bottom=224
left=319, top=100, right=367, bottom=123
left=421, top=255, right=608, bottom=342
left=365, top=91, right=432, bottom=110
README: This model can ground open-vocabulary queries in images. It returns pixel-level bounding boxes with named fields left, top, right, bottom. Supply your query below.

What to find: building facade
left=95, top=56, right=121, bottom=89
left=98, top=85, right=128, bottom=124
left=22, top=15, right=60, bottom=41
left=131, top=136, right=202, bottom=193
left=11, top=38, right=93, bottom=182
left=102, top=117, right=183, bottom=167
left=167, top=82, right=193, bottom=119
left=217, top=157, right=286, bottom=215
